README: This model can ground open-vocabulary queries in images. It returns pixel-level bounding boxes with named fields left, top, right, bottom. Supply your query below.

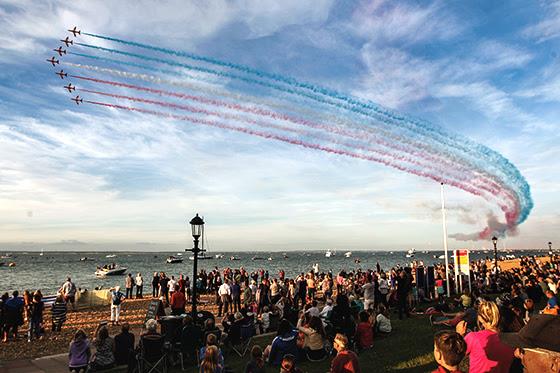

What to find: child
left=355, top=311, right=373, bottom=350
left=376, top=304, right=392, bottom=334
left=259, top=306, right=271, bottom=334
left=280, top=354, right=303, bottom=373
left=432, top=330, right=466, bottom=373
left=245, top=345, right=265, bottom=373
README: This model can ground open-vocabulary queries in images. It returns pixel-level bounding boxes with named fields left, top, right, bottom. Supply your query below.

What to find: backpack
left=112, top=291, right=122, bottom=305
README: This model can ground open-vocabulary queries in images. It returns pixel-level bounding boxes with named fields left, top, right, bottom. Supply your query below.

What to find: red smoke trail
left=74, top=75, right=511, bottom=201
left=81, top=88, right=504, bottom=200
left=85, top=99, right=487, bottom=198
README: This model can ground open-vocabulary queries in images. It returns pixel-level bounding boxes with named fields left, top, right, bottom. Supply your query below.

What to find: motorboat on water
left=106, top=254, right=117, bottom=258
left=344, top=251, right=352, bottom=258
left=215, top=254, right=224, bottom=259
left=267, top=257, right=273, bottom=261
left=325, top=250, right=334, bottom=258
left=80, top=257, right=94, bottom=261
left=252, top=256, right=265, bottom=260
left=95, top=265, right=127, bottom=277
left=230, top=256, right=240, bottom=261
left=166, top=256, right=183, bottom=264
left=282, top=253, right=289, bottom=259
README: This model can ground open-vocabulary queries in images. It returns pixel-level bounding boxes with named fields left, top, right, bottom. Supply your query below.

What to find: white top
left=362, top=283, right=375, bottom=301
left=168, top=278, right=177, bottom=291
left=376, top=314, right=392, bottom=333
left=136, top=275, right=143, bottom=286
left=218, top=283, right=231, bottom=296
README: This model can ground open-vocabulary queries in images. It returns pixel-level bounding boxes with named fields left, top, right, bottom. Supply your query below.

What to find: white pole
left=441, top=183, right=451, bottom=297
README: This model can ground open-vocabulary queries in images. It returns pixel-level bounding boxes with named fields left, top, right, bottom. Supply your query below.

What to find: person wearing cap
left=456, top=300, right=514, bottom=373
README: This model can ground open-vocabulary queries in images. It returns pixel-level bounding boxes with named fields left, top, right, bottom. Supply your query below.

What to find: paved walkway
left=0, top=353, right=69, bottom=373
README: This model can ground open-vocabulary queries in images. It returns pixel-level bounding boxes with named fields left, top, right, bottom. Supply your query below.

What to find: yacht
left=252, top=256, right=265, bottom=260
left=325, top=250, right=334, bottom=258
left=344, top=251, right=352, bottom=258
left=267, top=257, right=273, bottom=261
left=188, top=252, right=212, bottom=260
left=39, top=249, right=44, bottom=256
left=230, top=256, right=240, bottom=261
left=106, top=254, right=117, bottom=258
left=215, top=254, right=224, bottom=259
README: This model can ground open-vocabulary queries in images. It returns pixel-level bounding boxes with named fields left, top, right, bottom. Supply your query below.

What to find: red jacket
left=331, top=350, right=361, bottom=373
left=355, top=322, right=373, bottom=349
left=170, top=291, right=186, bottom=310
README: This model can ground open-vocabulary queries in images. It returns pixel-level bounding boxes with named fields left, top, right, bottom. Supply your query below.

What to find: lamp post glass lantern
left=549, top=241, right=553, bottom=261
left=187, top=213, right=204, bottom=318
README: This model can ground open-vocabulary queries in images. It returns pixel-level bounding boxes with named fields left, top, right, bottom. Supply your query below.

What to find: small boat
left=106, top=254, right=117, bottom=258
left=267, top=257, right=273, bottom=261
left=176, top=253, right=183, bottom=256
left=188, top=252, right=212, bottom=260
left=39, top=249, right=44, bottom=256
left=166, top=256, right=183, bottom=264
left=8, top=262, right=16, bottom=267
left=282, top=253, right=289, bottom=259
left=405, top=253, right=414, bottom=258
left=438, top=255, right=445, bottom=259
left=95, top=266, right=127, bottom=277
left=354, top=258, right=361, bottom=264
left=252, top=256, right=265, bottom=260
left=215, top=254, right=224, bottom=259
left=344, top=251, right=352, bottom=258
left=230, top=256, right=240, bottom=261
left=325, top=250, right=334, bottom=258
left=80, top=257, right=94, bottom=261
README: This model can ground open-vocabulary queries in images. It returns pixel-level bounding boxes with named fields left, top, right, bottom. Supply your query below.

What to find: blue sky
left=0, top=0, right=558, bottom=251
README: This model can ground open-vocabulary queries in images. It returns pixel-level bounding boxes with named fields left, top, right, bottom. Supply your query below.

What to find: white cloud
left=523, top=0, right=560, bottom=42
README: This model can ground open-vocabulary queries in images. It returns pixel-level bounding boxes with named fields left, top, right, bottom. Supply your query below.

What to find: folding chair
left=136, top=334, right=168, bottom=373
left=231, top=321, right=256, bottom=357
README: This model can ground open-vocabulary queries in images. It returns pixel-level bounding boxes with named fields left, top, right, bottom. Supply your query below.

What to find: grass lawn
left=177, top=313, right=438, bottom=373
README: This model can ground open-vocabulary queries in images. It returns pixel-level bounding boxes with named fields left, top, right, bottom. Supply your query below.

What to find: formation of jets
left=68, top=27, right=81, bottom=37
left=48, top=27, right=85, bottom=105
left=53, top=46, right=66, bottom=56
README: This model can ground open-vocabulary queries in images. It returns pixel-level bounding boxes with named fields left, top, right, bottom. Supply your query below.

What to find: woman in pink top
left=456, top=300, right=514, bottom=373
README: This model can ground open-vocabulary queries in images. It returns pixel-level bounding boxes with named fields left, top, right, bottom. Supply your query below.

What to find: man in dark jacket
left=114, top=323, right=135, bottom=366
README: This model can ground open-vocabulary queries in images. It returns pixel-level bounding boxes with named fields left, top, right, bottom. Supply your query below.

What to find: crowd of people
left=1, top=254, right=559, bottom=372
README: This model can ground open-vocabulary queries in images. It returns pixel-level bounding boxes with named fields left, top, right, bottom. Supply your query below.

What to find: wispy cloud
left=523, top=1, right=560, bottom=42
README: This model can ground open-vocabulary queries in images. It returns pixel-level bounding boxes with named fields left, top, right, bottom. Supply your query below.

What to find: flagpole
left=441, top=183, right=451, bottom=297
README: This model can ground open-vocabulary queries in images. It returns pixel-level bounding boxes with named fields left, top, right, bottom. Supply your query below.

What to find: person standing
left=152, top=272, right=159, bottom=298
left=51, top=294, right=67, bottom=332
left=61, top=277, right=77, bottom=311
left=231, top=281, right=241, bottom=313
left=135, top=273, right=143, bottom=299
left=170, top=285, right=186, bottom=315
left=396, top=270, right=411, bottom=320
left=362, top=274, right=375, bottom=311
left=114, top=323, right=135, bottom=367
left=159, top=272, right=170, bottom=303
left=28, top=291, right=44, bottom=342
left=218, top=279, right=231, bottom=317
left=125, top=274, right=134, bottom=299
left=3, top=291, right=24, bottom=342
left=110, top=286, right=125, bottom=326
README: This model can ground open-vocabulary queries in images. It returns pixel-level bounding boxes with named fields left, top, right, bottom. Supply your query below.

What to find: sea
left=0, top=249, right=550, bottom=295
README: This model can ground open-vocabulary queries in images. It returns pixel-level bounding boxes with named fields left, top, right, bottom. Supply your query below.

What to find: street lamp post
left=187, top=213, right=204, bottom=318
left=492, top=236, right=498, bottom=274
left=549, top=241, right=553, bottom=265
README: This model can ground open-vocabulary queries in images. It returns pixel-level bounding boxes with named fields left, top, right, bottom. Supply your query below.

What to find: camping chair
left=175, top=325, right=203, bottom=371
left=231, top=321, right=256, bottom=357
left=136, top=334, right=169, bottom=373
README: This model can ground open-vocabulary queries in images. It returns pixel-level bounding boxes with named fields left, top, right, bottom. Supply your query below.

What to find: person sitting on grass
left=89, top=324, right=115, bottom=371
left=375, top=304, right=392, bottom=335
left=355, top=311, right=373, bottom=351
left=51, top=294, right=67, bottom=332
left=280, top=354, right=303, bottom=373
left=245, top=345, right=266, bottom=373
left=200, top=345, right=224, bottom=373
left=431, top=330, right=467, bottom=373
left=297, top=315, right=327, bottom=361
left=265, top=319, right=299, bottom=366
left=68, top=329, right=91, bottom=373
left=199, top=333, right=224, bottom=368
left=258, top=306, right=272, bottom=334
left=543, top=290, right=559, bottom=315
left=114, top=322, right=135, bottom=366
left=455, top=300, right=514, bottom=373
left=330, top=333, right=360, bottom=373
